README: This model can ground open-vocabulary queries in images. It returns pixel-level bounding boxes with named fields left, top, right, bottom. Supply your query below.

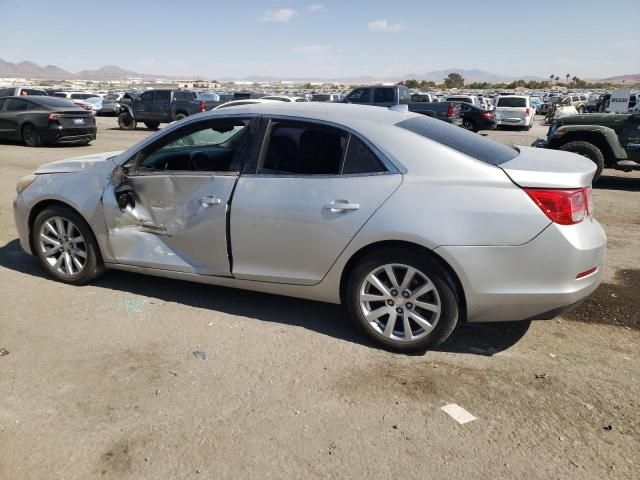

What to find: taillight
left=48, top=113, right=61, bottom=121
left=447, top=103, right=453, bottom=117
left=481, top=112, right=494, bottom=119
left=524, top=187, right=591, bottom=225
left=525, top=107, right=531, bottom=116
left=199, top=100, right=206, bottom=112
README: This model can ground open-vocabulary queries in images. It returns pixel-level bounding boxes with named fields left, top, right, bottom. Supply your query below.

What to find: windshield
left=196, top=92, right=220, bottom=101
left=497, top=97, right=527, bottom=108
left=396, top=115, right=518, bottom=166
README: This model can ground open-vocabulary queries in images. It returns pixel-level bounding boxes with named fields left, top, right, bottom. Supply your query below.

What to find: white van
left=494, top=95, right=534, bottom=130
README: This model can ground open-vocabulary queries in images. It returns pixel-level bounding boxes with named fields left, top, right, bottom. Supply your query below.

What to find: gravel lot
left=1, top=115, right=638, bottom=480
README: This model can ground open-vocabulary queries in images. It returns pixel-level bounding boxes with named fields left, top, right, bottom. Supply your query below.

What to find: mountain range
left=0, top=58, right=637, bottom=84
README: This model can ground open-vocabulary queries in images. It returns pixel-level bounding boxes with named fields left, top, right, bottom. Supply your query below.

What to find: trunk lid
left=499, top=145, right=596, bottom=188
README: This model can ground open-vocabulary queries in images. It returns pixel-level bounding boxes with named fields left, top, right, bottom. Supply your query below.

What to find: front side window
left=134, top=119, right=251, bottom=173
left=155, top=90, right=171, bottom=101
left=345, top=88, right=371, bottom=104
left=260, top=122, right=347, bottom=175
left=374, top=88, right=395, bottom=103
left=140, top=91, right=154, bottom=102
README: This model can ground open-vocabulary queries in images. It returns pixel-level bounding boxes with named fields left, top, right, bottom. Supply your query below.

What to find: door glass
left=6, top=99, right=29, bottom=112
left=345, top=88, right=371, bottom=104
left=138, top=120, right=249, bottom=172
left=342, top=135, right=387, bottom=174
left=260, top=122, right=347, bottom=175
left=140, top=91, right=154, bottom=102
left=155, top=90, right=171, bottom=101
left=373, top=88, right=395, bottom=103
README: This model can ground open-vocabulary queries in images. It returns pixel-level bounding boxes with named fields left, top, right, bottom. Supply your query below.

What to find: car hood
left=34, top=151, right=123, bottom=174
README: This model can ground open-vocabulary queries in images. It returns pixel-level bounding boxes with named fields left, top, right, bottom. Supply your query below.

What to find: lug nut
left=402, top=290, right=410, bottom=298
left=406, top=302, right=413, bottom=309
left=396, top=307, right=403, bottom=314
left=387, top=300, right=394, bottom=306
left=390, top=289, right=398, bottom=297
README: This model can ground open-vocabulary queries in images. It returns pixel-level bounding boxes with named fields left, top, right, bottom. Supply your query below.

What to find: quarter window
left=342, top=135, right=386, bottom=174
left=261, top=122, right=347, bottom=175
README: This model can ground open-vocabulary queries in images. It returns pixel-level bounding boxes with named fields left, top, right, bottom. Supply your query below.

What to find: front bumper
left=13, top=193, right=32, bottom=255
left=435, top=217, right=607, bottom=323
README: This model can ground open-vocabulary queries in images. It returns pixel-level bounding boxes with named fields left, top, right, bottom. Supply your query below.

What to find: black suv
left=116, top=89, right=205, bottom=130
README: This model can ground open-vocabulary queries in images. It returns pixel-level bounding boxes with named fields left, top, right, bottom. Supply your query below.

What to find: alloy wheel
left=38, top=216, right=87, bottom=276
left=359, top=263, right=441, bottom=342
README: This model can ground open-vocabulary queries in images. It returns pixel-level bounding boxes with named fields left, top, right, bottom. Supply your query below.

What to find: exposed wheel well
left=339, top=240, right=467, bottom=322
left=27, top=200, right=103, bottom=262
left=557, top=132, right=616, bottom=165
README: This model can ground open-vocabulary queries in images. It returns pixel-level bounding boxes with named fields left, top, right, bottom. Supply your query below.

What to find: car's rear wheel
left=22, top=124, right=43, bottom=147
left=118, top=112, right=136, bottom=130
left=144, top=121, right=160, bottom=130
left=32, top=206, right=104, bottom=284
left=174, top=113, right=187, bottom=121
left=346, top=248, right=459, bottom=352
left=559, top=141, right=604, bottom=182
left=577, top=105, right=586, bottom=114
left=462, top=119, right=477, bottom=132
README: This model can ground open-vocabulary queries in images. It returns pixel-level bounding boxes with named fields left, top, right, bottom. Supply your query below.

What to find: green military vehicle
left=532, top=113, right=640, bottom=181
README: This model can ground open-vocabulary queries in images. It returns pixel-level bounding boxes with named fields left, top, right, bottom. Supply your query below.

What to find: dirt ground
left=0, top=116, right=638, bottom=480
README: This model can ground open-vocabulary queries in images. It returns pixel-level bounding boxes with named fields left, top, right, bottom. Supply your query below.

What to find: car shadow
left=0, top=239, right=529, bottom=356
left=594, top=174, right=640, bottom=192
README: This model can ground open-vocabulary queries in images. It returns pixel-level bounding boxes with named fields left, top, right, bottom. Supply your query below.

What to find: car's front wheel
left=346, top=248, right=459, bottom=352
left=118, top=112, right=136, bottom=130
left=32, top=205, right=104, bottom=284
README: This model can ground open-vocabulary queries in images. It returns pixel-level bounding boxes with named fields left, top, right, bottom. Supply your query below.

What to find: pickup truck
left=116, top=89, right=206, bottom=130
left=343, top=85, right=462, bottom=126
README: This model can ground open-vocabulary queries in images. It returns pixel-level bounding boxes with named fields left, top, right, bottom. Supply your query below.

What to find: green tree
left=443, top=72, right=465, bottom=88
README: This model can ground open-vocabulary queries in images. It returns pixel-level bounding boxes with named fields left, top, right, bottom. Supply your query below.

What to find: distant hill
left=0, top=58, right=636, bottom=85
left=0, top=58, right=170, bottom=80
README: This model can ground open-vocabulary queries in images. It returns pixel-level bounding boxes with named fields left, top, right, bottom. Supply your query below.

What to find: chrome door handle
left=324, top=200, right=360, bottom=212
left=201, top=195, right=221, bottom=207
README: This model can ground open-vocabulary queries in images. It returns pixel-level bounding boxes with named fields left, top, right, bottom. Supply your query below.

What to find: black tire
left=462, top=119, right=477, bottom=132
left=118, top=112, right=136, bottom=130
left=559, top=141, right=604, bottom=182
left=22, top=124, right=43, bottom=147
left=346, top=247, right=460, bottom=353
left=577, top=105, right=586, bottom=114
left=144, top=121, right=160, bottom=130
left=32, top=205, right=105, bottom=285
left=174, top=113, right=187, bottom=121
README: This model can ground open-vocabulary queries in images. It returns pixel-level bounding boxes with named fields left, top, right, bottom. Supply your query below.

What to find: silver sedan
left=13, top=103, right=606, bottom=352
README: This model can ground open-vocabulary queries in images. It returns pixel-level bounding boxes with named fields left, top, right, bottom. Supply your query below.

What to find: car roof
left=207, top=102, right=415, bottom=129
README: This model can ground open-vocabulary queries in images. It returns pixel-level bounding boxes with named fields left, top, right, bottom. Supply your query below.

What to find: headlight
left=16, top=175, right=38, bottom=194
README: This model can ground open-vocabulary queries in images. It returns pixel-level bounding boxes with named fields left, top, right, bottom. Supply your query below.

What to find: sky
left=0, top=0, right=638, bottom=79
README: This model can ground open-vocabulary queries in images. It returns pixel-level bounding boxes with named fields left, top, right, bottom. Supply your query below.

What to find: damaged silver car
left=13, top=103, right=606, bottom=352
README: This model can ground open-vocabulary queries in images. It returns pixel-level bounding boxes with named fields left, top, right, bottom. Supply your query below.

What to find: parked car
left=560, top=95, right=588, bottom=114
left=261, top=95, right=309, bottom=103
left=0, top=96, right=96, bottom=146
left=343, top=85, right=462, bottom=126
left=195, top=91, right=221, bottom=110
left=411, top=93, right=438, bottom=103
left=116, top=89, right=206, bottom=130
left=84, top=95, right=118, bottom=116
left=458, top=103, right=497, bottom=132
left=533, top=113, right=640, bottom=181
left=12, top=103, right=604, bottom=352
left=53, top=92, right=100, bottom=100
left=445, top=95, right=481, bottom=107
left=495, top=95, right=535, bottom=130
left=310, top=93, right=341, bottom=102
left=0, top=87, right=48, bottom=97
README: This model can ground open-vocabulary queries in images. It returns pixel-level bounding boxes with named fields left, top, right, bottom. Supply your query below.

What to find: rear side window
left=396, top=115, right=518, bottom=166
left=156, top=90, right=171, bottom=101
left=374, top=88, right=395, bottom=103
left=23, top=89, right=47, bottom=96
left=261, top=122, right=347, bottom=175
left=343, top=136, right=386, bottom=174
left=6, top=99, right=30, bottom=112
left=497, top=97, right=526, bottom=108
left=0, top=88, right=12, bottom=97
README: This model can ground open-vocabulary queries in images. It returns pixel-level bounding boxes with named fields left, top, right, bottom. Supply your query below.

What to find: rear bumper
left=435, top=217, right=606, bottom=323
left=40, top=126, right=97, bottom=144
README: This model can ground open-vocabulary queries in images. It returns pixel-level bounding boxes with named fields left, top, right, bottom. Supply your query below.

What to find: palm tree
left=549, top=74, right=555, bottom=84
left=572, top=76, right=578, bottom=84
left=566, top=74, right=570, bottom=83
left=555, top=76, right=560, bottom=82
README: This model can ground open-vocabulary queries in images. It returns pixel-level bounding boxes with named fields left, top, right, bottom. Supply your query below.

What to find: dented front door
left=102, top=172, right=236, bottom=275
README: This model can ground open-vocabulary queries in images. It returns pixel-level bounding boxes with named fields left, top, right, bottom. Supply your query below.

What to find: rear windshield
left=32, top=97, right=78, bottom=108
left=497, top=97, right=527, bottom=108
left=396, top=115, right=518, bottom=166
